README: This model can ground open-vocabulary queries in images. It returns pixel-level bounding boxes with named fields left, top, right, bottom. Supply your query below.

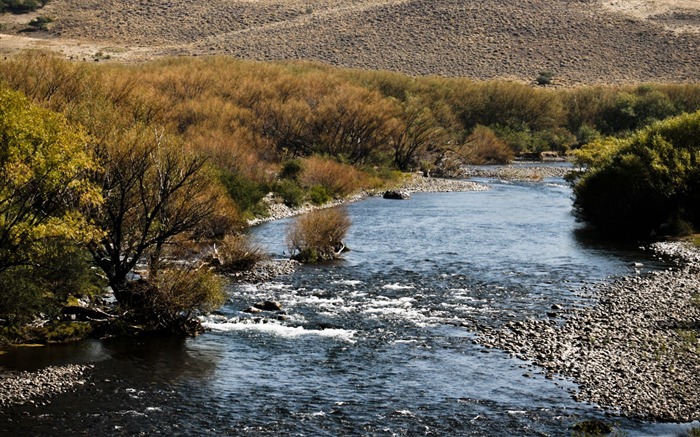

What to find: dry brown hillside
left=1, top=0, right=699, bottom=84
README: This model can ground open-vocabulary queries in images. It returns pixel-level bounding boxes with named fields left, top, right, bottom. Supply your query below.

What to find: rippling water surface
left=0, top=174, right=691, bottom=436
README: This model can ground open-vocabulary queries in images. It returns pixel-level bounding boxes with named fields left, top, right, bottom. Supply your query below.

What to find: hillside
left=0, top=0, right=699, bottom=84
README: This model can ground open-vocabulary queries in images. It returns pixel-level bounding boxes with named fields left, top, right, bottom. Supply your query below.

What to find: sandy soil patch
left=602, top=0, right=700, bottom=33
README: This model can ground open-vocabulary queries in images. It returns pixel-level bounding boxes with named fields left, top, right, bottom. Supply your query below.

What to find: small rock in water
left=253, top=301, right=283, bottom=312
left=382, top=190, right=411, bottom=200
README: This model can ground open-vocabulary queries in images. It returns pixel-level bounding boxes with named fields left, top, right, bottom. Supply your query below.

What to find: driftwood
left=61, top=306, right=117, bottom=322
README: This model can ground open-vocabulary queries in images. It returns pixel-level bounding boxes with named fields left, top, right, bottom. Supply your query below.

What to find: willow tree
left=0, top=86, right=101, bottom=273
left=87, top=127, right=232, bottom=303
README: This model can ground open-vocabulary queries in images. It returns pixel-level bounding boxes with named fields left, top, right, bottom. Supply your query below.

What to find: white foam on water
left=202, top=319, right=356, bottom=342
left=331, top=279, right=363, bottom=286
left=392, top=409, right=415, bottom=417
left=368, top=296, right=415, bottom=307
left=263, top=282, right=293, bottom=290
left=382, top=283, right=415, bottom=290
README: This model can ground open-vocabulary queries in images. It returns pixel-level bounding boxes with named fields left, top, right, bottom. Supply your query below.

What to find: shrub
left=536, top=71, right=554, bottom=86
left=216, top=234, right=267, bottom=271
left=279, top=159, right=304, bottom=180
left=287, top=208, right=351, bottom=263
left=145, top=268, right=226, bottom=333
left=1, top=0, right=45, bottom=14
left=220, top=170, right=268, bottom=215
left=463, top=125, right=513, bottom=164
left=0, top=240, right=104, bottom=323
left=27, top=16, right=53, bottom=31
left=273, top=179, right=305, bottom=207
left=572, top=110, right=700, bottom=236
left=308, top=185, right=331, bottom=205
left=299, top=155, right=365, bottom=197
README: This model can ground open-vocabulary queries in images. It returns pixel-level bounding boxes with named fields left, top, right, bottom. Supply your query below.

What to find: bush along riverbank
left=476, top=240, right=700, bottom=422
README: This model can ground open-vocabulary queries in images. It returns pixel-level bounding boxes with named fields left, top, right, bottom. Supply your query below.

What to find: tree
left=86, top=127, right=230, bottom=303
left=392, top=96, right=449, bottom=171
left=0, top=86, right=101, bottom=273
left=572, top=110, right=700, bottom=235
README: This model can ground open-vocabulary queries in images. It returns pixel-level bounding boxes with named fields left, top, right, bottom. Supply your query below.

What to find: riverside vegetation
left=1, top=52, right=700, bottom=345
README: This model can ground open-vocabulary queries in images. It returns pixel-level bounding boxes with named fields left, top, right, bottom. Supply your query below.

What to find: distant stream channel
left=0, top=169, right=695, bottom=436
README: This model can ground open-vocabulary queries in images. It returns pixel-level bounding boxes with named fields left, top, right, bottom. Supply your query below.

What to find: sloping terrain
left=0, top=0, right=699, bottom=84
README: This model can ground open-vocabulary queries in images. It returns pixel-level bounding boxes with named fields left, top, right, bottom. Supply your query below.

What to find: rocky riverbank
left=476, top=240, right=700, bottom=422
left=248, top=174, right=487, bottom=225
left=226, top=259, right=300, bottom=283
left=462, top=163, right=575, bottom=181
left=0, top=364, right=92, bottom=408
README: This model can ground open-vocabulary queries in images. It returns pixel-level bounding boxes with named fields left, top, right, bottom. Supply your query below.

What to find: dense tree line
left=1, top=53, right=699, bottom=335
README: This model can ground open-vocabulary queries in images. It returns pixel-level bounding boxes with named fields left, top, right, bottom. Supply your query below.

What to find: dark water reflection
left=0, top=175, right=693, bottom=436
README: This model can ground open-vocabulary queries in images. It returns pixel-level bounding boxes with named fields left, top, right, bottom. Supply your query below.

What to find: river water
left=0, top=174, right=694, bottom=436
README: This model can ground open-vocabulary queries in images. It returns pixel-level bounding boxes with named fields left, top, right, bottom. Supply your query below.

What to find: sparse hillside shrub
left=572, top=110, right=700, bottom=236
left=0, top=0, right=47, bottom=14
left=216, top=234, right=267, bottom=272
left=287, top=208, right=351, bottom=263
left=536, top=71, right=554, bottom=86
left=27, top=15, right=53, bottom=31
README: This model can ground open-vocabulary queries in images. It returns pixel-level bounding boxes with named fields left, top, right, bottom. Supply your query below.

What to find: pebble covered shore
left=462, top=163, right=575, bottom=181
left=0, top=364, right=92, bottom=408
left=476, top=241, right=700, bottom=422
left=248, top=174, right=488, bottom=226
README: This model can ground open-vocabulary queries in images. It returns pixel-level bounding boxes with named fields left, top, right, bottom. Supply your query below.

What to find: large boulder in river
left=383, top=190, right=411, bottom=200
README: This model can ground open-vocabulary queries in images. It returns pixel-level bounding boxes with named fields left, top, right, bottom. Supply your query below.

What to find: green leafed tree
left=0, top=86, right=102, bottom=273
left=572, top=110, right=700, bottom=236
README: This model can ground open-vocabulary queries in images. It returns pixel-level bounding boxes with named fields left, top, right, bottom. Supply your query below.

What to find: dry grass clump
left=287, top=207, right=351, bottom=263
left=216, top=234, right=267, bottom=272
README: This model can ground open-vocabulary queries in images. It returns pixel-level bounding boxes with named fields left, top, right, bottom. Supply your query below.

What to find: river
left=0, top=174, right=694, bottom=436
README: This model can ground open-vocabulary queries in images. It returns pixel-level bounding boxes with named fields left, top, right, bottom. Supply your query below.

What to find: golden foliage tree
left=0, top=86, right=101, bottom=272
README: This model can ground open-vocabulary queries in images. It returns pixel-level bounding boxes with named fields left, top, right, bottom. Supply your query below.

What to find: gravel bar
left=476, top=240, right=700, bottom=421
left=248, top=175, right=487, bottom=225
left=0, top=364, right=92, bottom=408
